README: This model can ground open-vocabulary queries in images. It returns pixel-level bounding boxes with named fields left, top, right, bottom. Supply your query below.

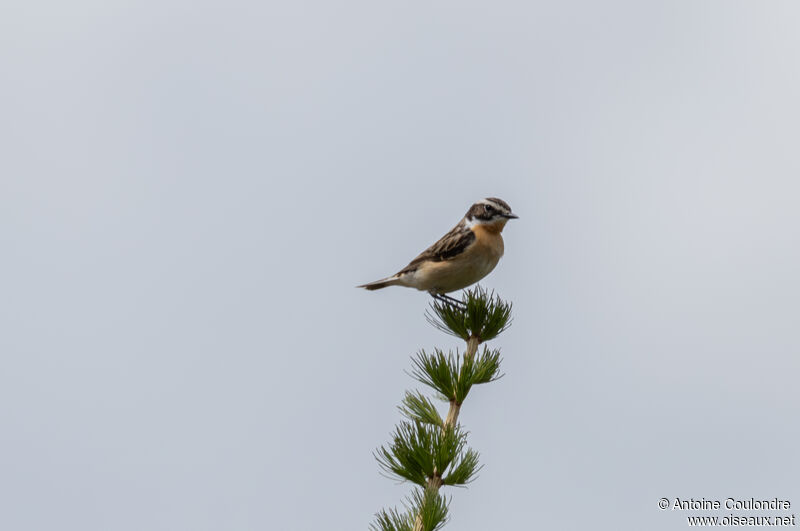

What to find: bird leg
left=430, top=291, right=467, bottom=310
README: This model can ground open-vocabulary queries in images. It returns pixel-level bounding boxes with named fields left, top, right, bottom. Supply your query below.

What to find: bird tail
left=357, top=275, right=402, bottom=291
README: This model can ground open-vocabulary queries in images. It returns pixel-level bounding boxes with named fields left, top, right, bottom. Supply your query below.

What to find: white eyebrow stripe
left=477, top=198, right=511, bottom=213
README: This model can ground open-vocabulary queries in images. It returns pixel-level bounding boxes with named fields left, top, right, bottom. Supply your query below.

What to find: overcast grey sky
left=2, top=1, right=799, bottom=530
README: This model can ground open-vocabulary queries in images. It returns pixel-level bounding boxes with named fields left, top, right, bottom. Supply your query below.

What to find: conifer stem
left=414, top=334, right=481, bottom=531
left=442, top=335, right=479, bottom=427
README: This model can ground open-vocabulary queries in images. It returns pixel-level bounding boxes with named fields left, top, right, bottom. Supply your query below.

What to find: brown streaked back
left=397, top=221, right=476, bottom=275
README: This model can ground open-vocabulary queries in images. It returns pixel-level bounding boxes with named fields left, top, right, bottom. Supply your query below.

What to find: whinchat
left=358, top=198, right=517, bottom=304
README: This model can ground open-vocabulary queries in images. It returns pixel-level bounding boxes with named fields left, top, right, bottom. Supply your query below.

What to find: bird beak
left=504, top=212, right=519, bottom=219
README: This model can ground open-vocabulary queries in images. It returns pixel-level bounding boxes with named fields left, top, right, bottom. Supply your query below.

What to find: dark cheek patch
left=467, top=204, right=493, bottom=221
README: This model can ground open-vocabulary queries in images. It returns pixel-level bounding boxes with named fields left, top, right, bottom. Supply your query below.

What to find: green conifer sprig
left=371, top=285, right=512, bottom=531
left=400, top=391, right=444, bottom=427
left=425, top=286, right=512, bottom=342
left=370, top=488, right=449, bottom=531
left=375, top=422, right=477, bottom=487
left=410, top=346, right=502, bottom=405
left=467, top=345, right=504, bottom=386
left=441, top=446, right=481, bottom=486
left=409, top=349, right=459, bottom=402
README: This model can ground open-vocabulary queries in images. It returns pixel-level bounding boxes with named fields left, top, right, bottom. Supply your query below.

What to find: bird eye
left=484, top=204, right=492, bottom=214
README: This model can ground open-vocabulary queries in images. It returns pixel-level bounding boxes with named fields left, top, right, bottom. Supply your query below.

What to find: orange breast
left=470, top=224, right=505, bottom=259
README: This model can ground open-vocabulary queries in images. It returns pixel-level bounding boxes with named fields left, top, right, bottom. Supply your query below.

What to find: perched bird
left=358, top=197, right=517, bottom=305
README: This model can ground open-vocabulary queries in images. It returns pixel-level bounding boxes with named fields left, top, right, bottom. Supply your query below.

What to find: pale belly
left=404, top=239, right=504, bottom=293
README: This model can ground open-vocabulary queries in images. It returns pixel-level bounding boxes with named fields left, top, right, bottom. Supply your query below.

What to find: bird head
left=465, top=197, right=518, bottom=231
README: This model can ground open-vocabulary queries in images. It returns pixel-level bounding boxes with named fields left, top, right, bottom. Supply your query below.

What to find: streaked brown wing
left=397, top=222, right=475, bottom=275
